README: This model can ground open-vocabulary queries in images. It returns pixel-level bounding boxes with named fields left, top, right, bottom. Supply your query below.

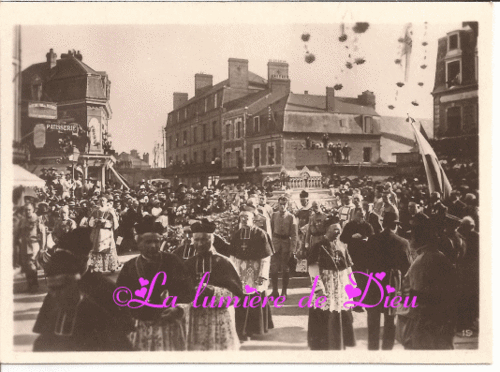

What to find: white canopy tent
left=14, top=165, right=45, bottom=188
left=13, top=165, right=45, bottom=206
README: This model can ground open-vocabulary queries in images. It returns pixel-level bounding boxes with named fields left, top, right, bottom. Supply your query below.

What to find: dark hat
left=191, top=219, right=216, bottom=234
left=300, top=190, right=309, bottom=199
left=136, top=215, right=164, bottom=235
left=37, top=202, right=50, bottom=214
left=57, top=227, right=93, bottom=257
left=382, top=212, right=401, bottom=227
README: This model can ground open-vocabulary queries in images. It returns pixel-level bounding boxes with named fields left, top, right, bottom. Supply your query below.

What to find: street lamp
left=68, top=146, right=80, bottom=182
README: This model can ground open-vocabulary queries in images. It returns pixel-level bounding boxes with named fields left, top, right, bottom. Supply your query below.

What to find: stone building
left=116, top=150, right=151, bottom=170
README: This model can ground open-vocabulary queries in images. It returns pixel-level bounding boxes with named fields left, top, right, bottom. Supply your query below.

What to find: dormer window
left=363, top=116, right=373, bottom=133
left=446, top=60, right=462, bottom=88
left=448, top=33, right=459, bottom=51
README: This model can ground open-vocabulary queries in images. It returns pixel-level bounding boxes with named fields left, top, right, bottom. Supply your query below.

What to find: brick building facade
left=164, top=58, right=418, bottom=188
left=20, top=49, right=117, bottom=186
left=164, top=58, right=268, bottom=186
left=431, top=22, right=478, bottom=159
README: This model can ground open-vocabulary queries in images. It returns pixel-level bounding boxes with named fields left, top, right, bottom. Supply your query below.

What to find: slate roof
left=379, top=116, right=434, bottom=162
left=173, top=71, right=267, bottom=111
left=380, top=116, right=434, bottom=143
left=285, top=93, right=379, bottom=116
left=22, top=55, right=109, bottom=102
left=223, top=90, right=271, bottom=112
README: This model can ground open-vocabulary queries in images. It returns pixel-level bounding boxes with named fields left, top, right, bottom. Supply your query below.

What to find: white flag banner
left=410, top=118, right=452, bottom=200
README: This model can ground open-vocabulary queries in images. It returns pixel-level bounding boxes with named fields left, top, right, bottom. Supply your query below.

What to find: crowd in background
left=13, top=162, right=480, bottom=350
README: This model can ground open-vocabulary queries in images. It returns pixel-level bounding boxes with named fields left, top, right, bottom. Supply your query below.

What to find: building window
left=202, top=124, right=207, bottom=141
left=212, top=121, right=217, bottom=138
left=268, top=143, right=276, bottom=165
left=253, top=146, right=260, bottom=167
left=447, top=106, right=462, bottom=136
left=193, top=127, right=198, bottom=143
left=205, top=98, right=208, bottom=113
left=183, top=131, right=187, bottom=145
left=214, top=92, right=218, bottom=108
left=254, top=116, right=260, bottom=133
left=202, top=150, right=207, bottom=163
left=236, top=119, right=242, bottom=139
left=363, top=147, right=372, bottom=163
left=175, top=134, right=179, bottom=148
left=177, top=111, right=180, bottom=122
left=339, top=119, right=345, bottom=127
left=364, top=116, right=373, bottom=133
left=193, top=151, right=198, bottom=163
left=175, top=155, right=179, bottom=163
left=225, top=150, right=231, bottom=168
left=212, top=148, right=217, bottom=161
left=226, top=122, right=231, bottom=140
left=446, top=60, right=461, bottom=87
left=236, top=150, right=242, bottom=169
left=448, top=33, right=459, bottom=51
left=475, top=48, right=478, bottom=83
left=183, top=154, right=187, bottom=164
left=184, top=108, right=187, bottom=120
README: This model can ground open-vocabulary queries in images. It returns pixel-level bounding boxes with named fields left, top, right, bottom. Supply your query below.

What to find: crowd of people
left=303, top=134, right=352, bottom=163
left=13, top=166, right=479, bottom=351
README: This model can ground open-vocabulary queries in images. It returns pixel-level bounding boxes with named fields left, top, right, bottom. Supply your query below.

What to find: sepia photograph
left=0, top=1, right=493, bottom=364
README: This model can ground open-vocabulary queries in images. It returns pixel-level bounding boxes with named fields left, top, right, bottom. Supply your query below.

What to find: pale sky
left=22, top=21, right=464, bottom=157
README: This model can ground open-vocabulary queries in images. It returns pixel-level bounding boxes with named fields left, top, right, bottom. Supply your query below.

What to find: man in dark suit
left=365, top=212, right=411, bottom=350
left=448, top=190, right=467, bottom=219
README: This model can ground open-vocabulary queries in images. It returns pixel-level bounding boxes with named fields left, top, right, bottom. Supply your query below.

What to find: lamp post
left=68, top=146, right=80, bottom=182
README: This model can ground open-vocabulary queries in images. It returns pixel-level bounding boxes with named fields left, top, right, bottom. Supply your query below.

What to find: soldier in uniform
left=305, top=201, right=328, bottom=252
left=270, top=196, right=298, bottom=298
left=17, top=203, right=46, bottom=293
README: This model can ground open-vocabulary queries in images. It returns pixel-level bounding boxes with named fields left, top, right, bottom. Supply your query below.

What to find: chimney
left=173, top=92, right=189, bottom=110
left=228, top=58, right=249, bottom=90
left=75, top=50, right=83, bottom=61
left=130, top=149, right=139, bottom=158
left=195, top=73, right=213, bottom=96
left=267, top=60, right=290, bottom=94
left=358, top=90, right=376, bottom=109
left=326, top=87, right=336, bottom=112
left=143, top=153, right=149, bottom=165
left=46, top=48, right=57, bottom=69
left=463, top=21, right=478, bottom=37
left=304, top=91, right=308, bottom=95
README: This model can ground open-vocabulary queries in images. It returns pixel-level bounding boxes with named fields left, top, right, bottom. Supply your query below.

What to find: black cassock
left=116, top=252, right=193, bottom=322
left=33, top=271, right=135, bottom=351
left=230, top=226, right=275, bottom=339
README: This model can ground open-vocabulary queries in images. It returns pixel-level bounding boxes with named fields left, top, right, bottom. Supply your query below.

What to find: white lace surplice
left=231, top=257, right=270, bottom=293
left=188, top=287, right=240, bottom=351
left=312, top=267, right=354, bottom=313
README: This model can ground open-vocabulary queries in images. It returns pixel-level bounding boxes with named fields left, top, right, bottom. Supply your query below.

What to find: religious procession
left=10, top=16, right=481, bottom=355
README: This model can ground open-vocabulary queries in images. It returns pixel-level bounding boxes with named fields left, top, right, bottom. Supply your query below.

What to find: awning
left=109, top=166, right=130, bottom=190
left=219, top=175, right=239, bottom=181
left=14, top=165, right=46, bottom=188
